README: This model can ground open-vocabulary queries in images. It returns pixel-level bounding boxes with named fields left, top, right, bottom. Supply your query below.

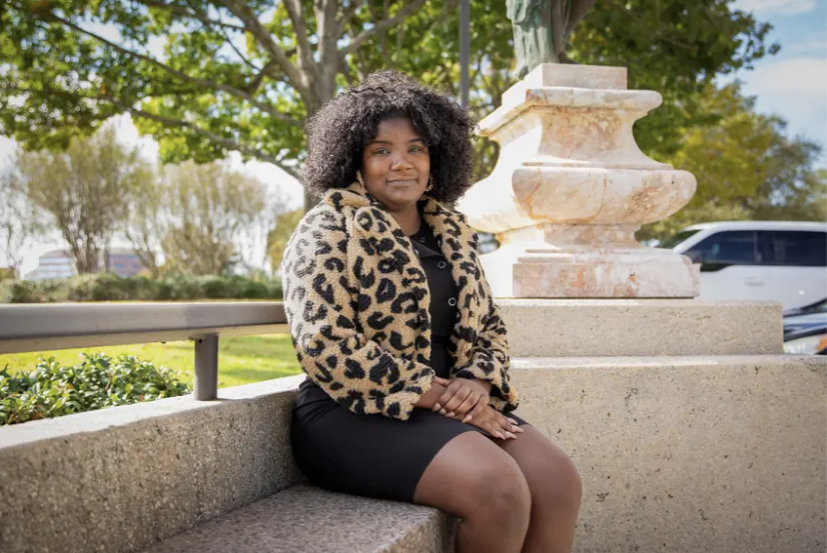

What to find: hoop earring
left=356, top=171, right=365, bottom=187
left=425, top=174, right=434, bottom=192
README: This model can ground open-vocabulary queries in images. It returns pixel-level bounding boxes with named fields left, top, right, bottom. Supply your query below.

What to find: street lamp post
left=460, top=0, right=470, bottom=109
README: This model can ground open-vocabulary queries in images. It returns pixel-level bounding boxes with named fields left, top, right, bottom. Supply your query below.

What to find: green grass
left=0, top=335, right=302, bottom=388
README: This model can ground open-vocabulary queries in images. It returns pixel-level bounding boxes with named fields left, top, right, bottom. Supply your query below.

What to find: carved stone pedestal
left=457, top=64, right=700, bottom=298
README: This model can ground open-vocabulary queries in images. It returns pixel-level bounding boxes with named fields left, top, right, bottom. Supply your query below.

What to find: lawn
left=0, top=334, right=303, bottom=388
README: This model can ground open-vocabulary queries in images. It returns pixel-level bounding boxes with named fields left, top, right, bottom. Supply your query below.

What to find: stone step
left=497, top=299, right=782, bottom=357
left=508, top=354, right=826, bottom=553
left=142, top=485, right=455, bottom=553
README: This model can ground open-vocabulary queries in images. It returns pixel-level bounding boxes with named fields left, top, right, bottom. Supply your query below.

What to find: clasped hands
left=432, top=376, right=523, bottom=440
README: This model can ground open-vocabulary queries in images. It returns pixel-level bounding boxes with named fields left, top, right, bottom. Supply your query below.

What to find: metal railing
left=0, top=302, right=288, bottom=400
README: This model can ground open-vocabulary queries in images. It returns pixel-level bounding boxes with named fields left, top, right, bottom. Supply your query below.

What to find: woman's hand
left=462, top=403, right=523, bottom=440
left=432, top=376, right=489, bottom=420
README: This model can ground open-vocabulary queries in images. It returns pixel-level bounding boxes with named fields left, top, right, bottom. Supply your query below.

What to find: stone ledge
left=0, top=376, right=307, bottom=553
left=143, top=485, right=455, bottom=553
left=497, top=299, right=782, bottom=357
left=510, top=355, right=826, bottom=553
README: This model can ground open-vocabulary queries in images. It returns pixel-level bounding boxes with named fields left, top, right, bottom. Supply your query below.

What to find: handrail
left=0, top=302, right=289, bottom=400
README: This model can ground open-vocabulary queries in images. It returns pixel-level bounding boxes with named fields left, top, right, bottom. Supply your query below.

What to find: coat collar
left=322, top=183, right=477, bottom=258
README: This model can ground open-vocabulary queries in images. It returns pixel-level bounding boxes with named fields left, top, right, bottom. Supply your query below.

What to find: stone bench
left=2, top=354, right=824, bottom=553
left=143, top=486, right=455, bottom=553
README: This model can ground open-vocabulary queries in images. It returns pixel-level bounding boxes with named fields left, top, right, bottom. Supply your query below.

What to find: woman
left=283, top=70, right=581, bottom=553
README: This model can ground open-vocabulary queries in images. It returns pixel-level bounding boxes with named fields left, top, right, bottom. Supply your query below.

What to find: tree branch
left=340, top=0, right=428, bottom=58
left=336, top=0, right=365, bottom=39
left=20, top=4, right=302, bottom=127
left=283, top=0, right=318, bottom=78
left=213, top=0, right=311, bottom=100
left=5, top=84, right=300, bottom=178
left=133, top=0, right=246, bottom=31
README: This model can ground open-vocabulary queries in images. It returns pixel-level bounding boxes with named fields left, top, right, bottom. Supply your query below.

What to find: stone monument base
left=458, top=63, right=700, bottom=299
left=483, top=231, right=699, bottom=298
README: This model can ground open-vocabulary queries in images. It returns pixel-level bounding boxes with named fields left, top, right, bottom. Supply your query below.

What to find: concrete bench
left=2, top=356, right=824, bottom=553
left=143, top=486, right=455, bottom=553
left=0, top=375, right=457, bottom=553
left=1, top=300, right=824, bottom=553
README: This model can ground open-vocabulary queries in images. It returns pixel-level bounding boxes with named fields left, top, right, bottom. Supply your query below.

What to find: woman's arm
left=450, top=230, right=520, bottom=412
left=283, top=206, right=435, bottom=421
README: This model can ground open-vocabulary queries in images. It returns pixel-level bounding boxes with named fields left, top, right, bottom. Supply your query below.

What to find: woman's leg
left=496, top=425, right=582, bottom=553
left=413, top=431, right=532, bottom=553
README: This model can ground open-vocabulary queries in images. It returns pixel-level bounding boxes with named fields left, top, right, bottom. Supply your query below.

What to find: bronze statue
left=507, top=0, right=597, bottom=77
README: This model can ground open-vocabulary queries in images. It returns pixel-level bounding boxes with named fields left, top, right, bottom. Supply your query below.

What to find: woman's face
left=360, top=118, right=430, bottom=213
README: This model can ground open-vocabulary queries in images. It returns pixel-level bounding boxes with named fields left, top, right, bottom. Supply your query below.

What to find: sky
left=1, top=0, right=825, bottom=276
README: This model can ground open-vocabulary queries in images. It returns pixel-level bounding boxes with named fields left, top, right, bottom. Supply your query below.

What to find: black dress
left=290, top=217, right=528, bottom=503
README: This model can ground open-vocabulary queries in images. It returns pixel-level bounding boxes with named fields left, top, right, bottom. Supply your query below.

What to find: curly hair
left=302, top=70, right=476, bottom=204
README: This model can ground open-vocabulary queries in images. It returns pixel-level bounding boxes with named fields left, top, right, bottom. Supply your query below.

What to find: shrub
left=0, top=273, right=284, bottom=303
left=0, top=353, right=192, bottom=425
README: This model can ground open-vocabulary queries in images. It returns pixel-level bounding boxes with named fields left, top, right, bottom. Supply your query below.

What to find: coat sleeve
left=451, top=231, right=520, bottom=413
left=282, top=206, right=435, bottom=421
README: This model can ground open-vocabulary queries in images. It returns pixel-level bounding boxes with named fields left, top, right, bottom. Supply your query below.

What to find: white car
left=659, top=221, right=827, bottom=310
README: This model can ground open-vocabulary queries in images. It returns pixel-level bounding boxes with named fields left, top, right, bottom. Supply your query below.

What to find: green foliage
left=0, top=273, right=283, bottom=303
left=638, top=83, right=826, bottom=242
left=0, top=0, right=777, bottom=180
left=0, top=353, right=191, bottom=425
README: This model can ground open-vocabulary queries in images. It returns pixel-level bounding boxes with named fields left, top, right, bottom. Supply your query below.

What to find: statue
left=507, top=0, right=597, bottom=77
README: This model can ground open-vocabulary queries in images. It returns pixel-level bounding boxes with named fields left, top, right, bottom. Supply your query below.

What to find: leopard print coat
left=282, top=183, right=519, bottom=421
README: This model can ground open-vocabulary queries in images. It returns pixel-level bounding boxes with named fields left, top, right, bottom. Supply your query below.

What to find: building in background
left=24, top=248, right=146, bottom=280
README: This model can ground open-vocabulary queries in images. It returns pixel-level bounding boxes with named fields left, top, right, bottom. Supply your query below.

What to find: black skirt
left=292, top=381, right=527, bottom=502
left=290, top=216, right=529, bottom=502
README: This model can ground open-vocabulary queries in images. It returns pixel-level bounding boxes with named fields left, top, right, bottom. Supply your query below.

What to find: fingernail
left=439, top=409, right=446, bottom=415
left=462, top=415, right=472, bottom=423
left=432, top=403, right=441, bottom=412
left=509, top=419, right=519, bottom=425
left=506, top=432, right=517, bottom=439
left=514, top=426, right=525, bottom=433
left=495, top=432, right=505, bottom=439
left=446, top=412, right=455, bottom=417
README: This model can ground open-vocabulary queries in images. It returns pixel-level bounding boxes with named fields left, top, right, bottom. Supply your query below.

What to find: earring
left=356, top=171, right=365, bottom=187
left=425, top=174, right=435, bottom=192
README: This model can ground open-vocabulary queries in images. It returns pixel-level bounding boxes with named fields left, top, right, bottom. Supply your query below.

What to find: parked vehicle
left=783, top=298, right=827, bottom=355
left=660, top=221, right=827, bottom=310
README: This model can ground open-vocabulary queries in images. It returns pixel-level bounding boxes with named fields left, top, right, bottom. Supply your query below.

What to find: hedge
left=0, top=353, right=192, bottom=425
left=0, top=273, right=283, bottom=303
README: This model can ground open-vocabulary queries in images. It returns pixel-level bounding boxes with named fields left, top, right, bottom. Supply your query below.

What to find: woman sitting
left=282, top=70, right=581, bottom=553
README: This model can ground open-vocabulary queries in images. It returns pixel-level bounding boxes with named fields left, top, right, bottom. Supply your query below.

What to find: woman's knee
left=471, top=455, right=532, bottom=522
left=414, top=432, right=531, bottom=521
left=529, top=445, right=582, bottom=514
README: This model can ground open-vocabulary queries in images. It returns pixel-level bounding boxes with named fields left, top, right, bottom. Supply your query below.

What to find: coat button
left=438, top=261, right=447, bottom=269
left=418, top=236, right=426, bottom=243
left=448, top=297, right=457, bottom=307
left=413, top=247, right=419, bottom=255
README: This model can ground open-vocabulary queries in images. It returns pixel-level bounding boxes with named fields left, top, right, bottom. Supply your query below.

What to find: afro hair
left=301, top=70, right=476, bottom=203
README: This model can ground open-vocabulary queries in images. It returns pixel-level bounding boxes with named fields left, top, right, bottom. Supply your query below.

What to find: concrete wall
left=0, top=376, right=306, bottom=553
left=498, top=300, right=783, bottom=357
left=510, top=355, right=826, bottom=553
left=1, top=357, right=824, bottom=553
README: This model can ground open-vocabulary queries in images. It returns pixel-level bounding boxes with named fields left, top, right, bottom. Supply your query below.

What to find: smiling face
left=360, top=117, right=430, bottom=214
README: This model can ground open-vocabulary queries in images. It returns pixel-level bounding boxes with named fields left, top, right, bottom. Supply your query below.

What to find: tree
left=266, top=208, right=304, bottom=275
left=4, top=126, right=148, bottom=274
left=1, top=0, right=776, bottom=197
left=638, top=83, right=826, bottom=242
left=0, top=173, right=43, bottom=279
left=145, top=161, right=267, bottom=276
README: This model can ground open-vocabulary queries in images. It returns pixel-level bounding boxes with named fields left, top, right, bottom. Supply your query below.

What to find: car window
left=757, top=230, right=827, bottom=267
left=658, top=229, right=702, bottom=249
left=684, top=230, right=757, bottom=268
